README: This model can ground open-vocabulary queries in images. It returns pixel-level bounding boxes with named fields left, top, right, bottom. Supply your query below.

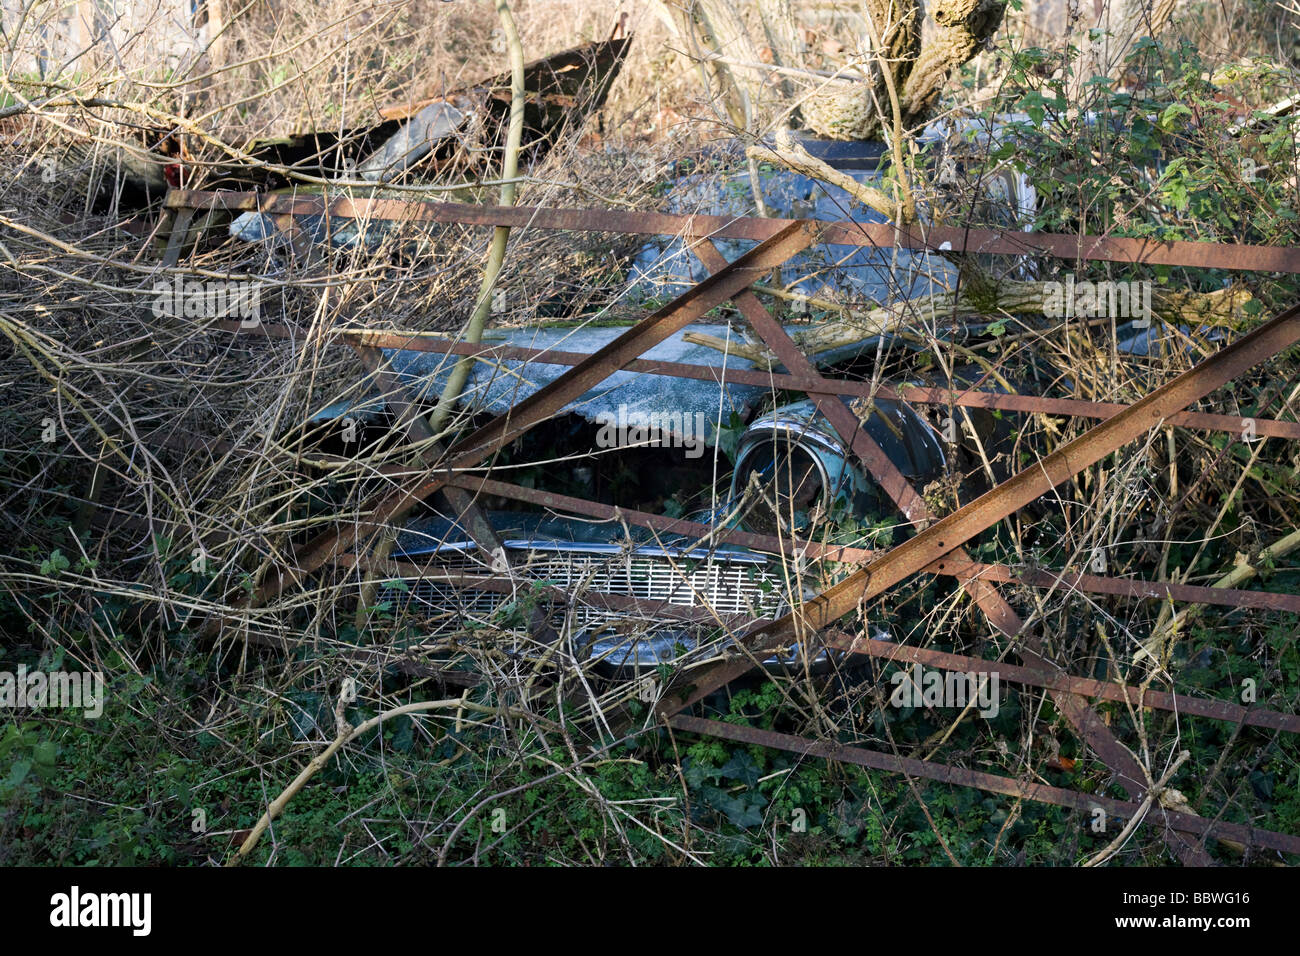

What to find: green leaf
left=720, top=751, right=761, bottom=787
left=1158, top=103, right=1192, bottom=131
left=5, top=759, right=32, bottom=789
left=32, top=740, right=56, bottom=767
left=39, top=550, right=70, bottom=576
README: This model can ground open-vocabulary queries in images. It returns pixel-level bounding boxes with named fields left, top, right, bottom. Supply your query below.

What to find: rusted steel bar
left=667, top=715, right=1300, bottom=857
left=664, top=297, right=1300, bottom=716
left=166, top=190, right=263, bottom=213
left=825, top=634, right=1300, bottom=734
left=167, top=189, right=1300, bottom=273
left=447, top=474, right=1300, bottom=613
left=943, top=557, right=1300, bottom=613
left=338, top=331, right=1300, bottom=441
left=160, top=206, right=195, bottom=267
left=689, top=240, right=1216, bottom=865
left=219, top=223, right=817, bottom=624
left=203, top=320, right=1300, bottom=441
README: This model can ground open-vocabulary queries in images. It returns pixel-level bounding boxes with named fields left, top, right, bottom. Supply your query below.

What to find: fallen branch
left=684, top=279, right=1256, bottom=369
left=1081, top=749, right=1191, bottom=866
left=228, top=691, right=545, bottom=865
left=748, top=128, right=901, bottom=220
left=1135, top=525, right=1300, bottom=667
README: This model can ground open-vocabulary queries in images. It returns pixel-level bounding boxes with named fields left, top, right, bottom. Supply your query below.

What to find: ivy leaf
left=720, top=750, right=761, bottom=787
left=725, top=796, right=767, bottom=829
left=701, top=785, right=767, bottom=828
left=683, top=757, right=719, bottom=789
left=709, top=410, right=747, bottom=463
left=391, top=715, right=414, bottom=754
left=1249, top=770, right=1274, bottom=800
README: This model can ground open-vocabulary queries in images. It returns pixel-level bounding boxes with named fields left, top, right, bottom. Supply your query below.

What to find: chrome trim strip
left=500, top=539, right=769, bottom=563
left=740, top=418, right=849, bottom=459
left=400, top=537, right=769, bottom=563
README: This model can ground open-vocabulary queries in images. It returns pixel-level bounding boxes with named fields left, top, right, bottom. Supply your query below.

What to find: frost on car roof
left=379, top=322, right=771, bottom=433
left=628, top=141, right=960, bottom=305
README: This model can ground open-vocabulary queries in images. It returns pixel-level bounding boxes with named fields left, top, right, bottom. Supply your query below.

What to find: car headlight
left=731, top=401, right=856, bottom=535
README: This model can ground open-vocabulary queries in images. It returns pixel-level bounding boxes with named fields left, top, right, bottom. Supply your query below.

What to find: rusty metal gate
left=161, top=187, right=1300, bottom=862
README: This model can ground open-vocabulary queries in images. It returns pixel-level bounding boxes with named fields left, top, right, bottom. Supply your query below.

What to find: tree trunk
left=668, top=0, right=1009, bottom=142
left=900, top=0, right=1007, bottom=123
left=1090, top=0, right=1179, bottom=86
left=802, top=0, right=922, bottom=140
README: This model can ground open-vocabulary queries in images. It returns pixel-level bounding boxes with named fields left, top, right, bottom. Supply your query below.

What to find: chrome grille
left=386, top=540, right=790, bottom=633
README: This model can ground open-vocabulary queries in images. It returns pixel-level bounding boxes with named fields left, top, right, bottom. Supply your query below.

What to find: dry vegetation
left=1, top=0, right=1299, bottom=866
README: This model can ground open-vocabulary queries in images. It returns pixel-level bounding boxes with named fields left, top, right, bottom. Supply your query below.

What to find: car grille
left=385, top=541, right=791, bottom=634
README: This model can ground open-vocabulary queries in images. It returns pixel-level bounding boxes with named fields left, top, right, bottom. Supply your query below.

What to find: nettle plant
left=945, top=36, right=1300, bottom=551
left=987, top=38, right=1300, bottom=250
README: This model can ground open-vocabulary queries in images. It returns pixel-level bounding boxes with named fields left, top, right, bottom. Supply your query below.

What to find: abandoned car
left=267, top=135, right=1044, bottom=676
left=297, top=315, right=1022, bottom=676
